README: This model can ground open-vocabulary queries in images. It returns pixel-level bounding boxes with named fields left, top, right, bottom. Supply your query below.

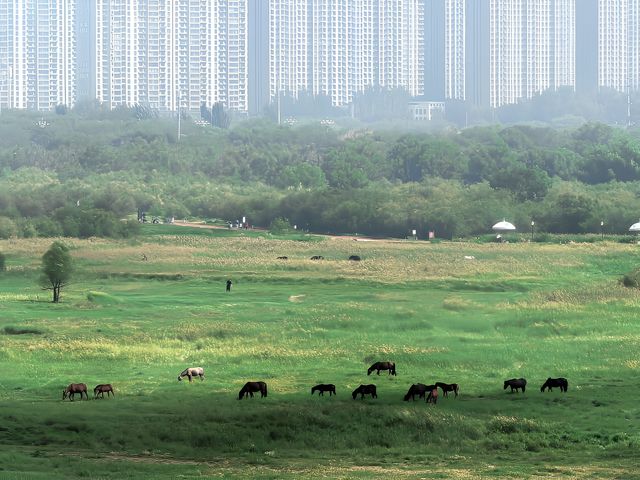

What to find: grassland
left=1, top=227, right=640, bottom=479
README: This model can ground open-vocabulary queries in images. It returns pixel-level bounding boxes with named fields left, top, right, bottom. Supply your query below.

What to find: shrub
left=0, top=216, right=17, bottom=239
left=622, top=268, right=640, bottom=288
left=3, top=326, right=44, bottom=335
left=269, top=217, right=292, bottom=235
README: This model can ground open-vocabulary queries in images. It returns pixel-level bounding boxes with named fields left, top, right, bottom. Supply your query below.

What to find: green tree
left=40, top=241, right=73, bottom=303
left=211, top=103, right=231, bottom=129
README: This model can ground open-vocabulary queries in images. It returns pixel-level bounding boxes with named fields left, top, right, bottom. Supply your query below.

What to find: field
left=1, top=227, right=640, bottom=479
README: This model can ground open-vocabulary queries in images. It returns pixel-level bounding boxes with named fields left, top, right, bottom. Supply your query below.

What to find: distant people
left=226, top=280, right=232, bottom=292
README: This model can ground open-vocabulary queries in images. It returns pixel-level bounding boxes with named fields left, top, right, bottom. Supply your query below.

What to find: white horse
left=177, top=367, right=204, bottom=382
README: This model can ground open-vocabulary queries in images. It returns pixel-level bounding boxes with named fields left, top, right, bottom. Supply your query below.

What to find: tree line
left=1, top=110, right=640, bottom=238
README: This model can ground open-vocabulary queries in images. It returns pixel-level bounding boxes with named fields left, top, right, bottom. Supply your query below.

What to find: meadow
left=1, top=227, right=640, bottom=479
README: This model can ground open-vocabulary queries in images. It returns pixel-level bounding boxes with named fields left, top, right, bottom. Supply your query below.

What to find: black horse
left=540, top=377, right=568, bottom=393
left=310, top=255, right=324, bottom=260
left=403, top=383, right=436, bottom=401
left=367, top=362, right=396, bottom=376
left=504, top=378, right=527, bottom=393
left=311, top=384, right=336, bottom=396
left=352, top=384, right=377, bottom=399
left=238, top=381, right=268, bottom=399
left=348, top=255, right=361, bottom=261
left=436, top=382, right=459, bottom=398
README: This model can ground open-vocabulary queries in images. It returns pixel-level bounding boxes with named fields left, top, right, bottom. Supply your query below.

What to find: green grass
left=1, top=236, right=640, bottom=478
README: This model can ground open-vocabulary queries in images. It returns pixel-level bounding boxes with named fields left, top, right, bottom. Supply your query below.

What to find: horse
left=367, top=361, right=396, bottom=376
left=504, top=378, right=527, bottom=393
left=63, top=383, right=88, bottom=401
left=426, top=387, right=439, bottom=404
left=352, top=384, right=377, bottom=399
left=311, top=384, right=336, bottom=396
left=277, top=256, right=288, bottom=260
left=239, top=381, right=268, bottom=399
left=94, top=384, right=114, bottom=398
left=540, top=377, right=568, bottom=393
left=178, top=367, right=204, bottom=383
left=348, top=255, right=361, bottom=261
left=403, top=383, right=436, bottom=401
left=436, top=382, right=459, bottom=398
left=310, top=255, right=324, bottom=260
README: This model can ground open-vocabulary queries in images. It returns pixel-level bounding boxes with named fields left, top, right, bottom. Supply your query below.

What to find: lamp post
left=600, top=220, right=604, bottom=240
left=530, top=220, right=535, bottom=242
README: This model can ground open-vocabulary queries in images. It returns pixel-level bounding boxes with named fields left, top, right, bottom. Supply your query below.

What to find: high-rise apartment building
left=598, top=0, right=640, bottom=92
left=0, top=0, right=75, bottom=111
left=270, top=0, right=423, bottom=107
left=94, top=0, right=247, bottom=112
left=269, top=0, right=311, bottom=101
left=444, top=0, right=465, bottom=100
left=248, top=0, right=269, bottom=114
left=428, top=0, right=575, bottom=108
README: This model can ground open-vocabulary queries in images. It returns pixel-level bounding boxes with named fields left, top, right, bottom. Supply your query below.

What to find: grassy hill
left=0, top=225, right=639, bottom=478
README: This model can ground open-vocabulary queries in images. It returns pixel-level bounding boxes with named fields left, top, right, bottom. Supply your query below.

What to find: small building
left=409, top=101, right=445, bottom=121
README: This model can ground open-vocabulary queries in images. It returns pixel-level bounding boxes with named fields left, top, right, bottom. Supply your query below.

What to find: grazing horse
left=63, top=383, right=88, bottom=401
left=367, top=362, right=396, bottom=376
left=352, top=384, right=377, bottom=399
left=403, top=383, right=436, bottom=401
left=348, top=255, right=361, bottom=261
left=311, top=384, right=336, bottom=396
left=540, top=377, right=568, bottom=393
left=94, top=384, right=114, bottom=399
left=436, top=382, right=460, bottom=398
left=239, top=381, right=268, bottom=399
left=504, top=378, right=527, bottom=393
left=310, top=255, right=324, bottom=260
left=426, top=387, right=439, bottom=404
left=277, top=256, right=288, bottom=260
left=178, top=367, right=205, bottom=383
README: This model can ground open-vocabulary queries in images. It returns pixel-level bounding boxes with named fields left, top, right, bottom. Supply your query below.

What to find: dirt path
left=172, top=220, right=404, bottom=243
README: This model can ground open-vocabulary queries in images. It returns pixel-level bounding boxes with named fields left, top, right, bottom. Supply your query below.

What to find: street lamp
left=600, top=220, right=604, bottom=240
left=530, top=220, right=535, bottom=242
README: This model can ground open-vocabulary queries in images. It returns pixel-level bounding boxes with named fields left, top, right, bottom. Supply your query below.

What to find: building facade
left=270, top=0, right=423, bottom=107
left=598, top=0, right=640, bottom=92
left=93, top=0, right=248, bottom=113
left=0, top=0, right=75, bottom=111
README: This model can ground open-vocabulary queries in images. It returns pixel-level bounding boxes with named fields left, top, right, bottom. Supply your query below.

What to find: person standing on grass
left=226, top=279, right=232, bottom=292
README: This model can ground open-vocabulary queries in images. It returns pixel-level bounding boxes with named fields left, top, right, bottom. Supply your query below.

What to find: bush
left=269, top=217, right=292, bottom=235
left=622, top=268, right=640, bottom=288
left=0, top=216, right=17, bottom=239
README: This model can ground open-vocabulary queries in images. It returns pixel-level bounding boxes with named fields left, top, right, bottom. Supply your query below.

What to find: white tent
left=629, top=221, right=640, bottom=232
left=492, top=220, right=516, bottom=232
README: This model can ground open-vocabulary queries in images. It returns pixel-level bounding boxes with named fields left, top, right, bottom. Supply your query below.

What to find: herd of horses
left=62, top=383, right=113, bottom=401
left=62, top=359, right=567, bottom=404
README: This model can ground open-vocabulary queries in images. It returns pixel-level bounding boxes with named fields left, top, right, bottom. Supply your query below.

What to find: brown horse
left=63, top=383, right=88, bottom=401
left=403, top=383, right=435, bottom=401
left=436, top=382, right=459, bottom=398
left=504, top=378, right=527, bottom=393
left=94, top=384, right=114, bottom=398
left=177, top=367, right=204, bottom=383
left=367, top=362, right=396, bottom=376
left=239, top=381, right=268, bottom=399
left=311, top=384, right=336, bottom=396
left=540, top=377, right=568, bottom=393
left=352, top=384, right=377, bottom=399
